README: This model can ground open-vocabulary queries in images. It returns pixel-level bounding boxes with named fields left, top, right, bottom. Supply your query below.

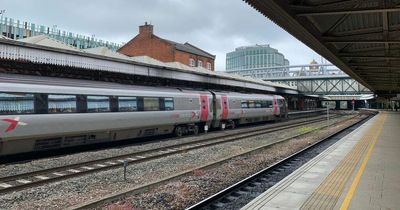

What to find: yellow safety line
left=300, top=114, right=386, bottom=209
left=340, top=113, right=387, bottom=210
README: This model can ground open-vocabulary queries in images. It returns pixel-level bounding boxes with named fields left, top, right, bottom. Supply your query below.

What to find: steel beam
left=297, top=7, right=400, bottom=16
left=383, top=11, right=389, bottom=54
left=326, top=40, right=400, bottom=44
left=329, top=28, right=400, bottom=37
left=342, top=55, right=400, bottom=59
left=351, top=65, right=400, bottom=69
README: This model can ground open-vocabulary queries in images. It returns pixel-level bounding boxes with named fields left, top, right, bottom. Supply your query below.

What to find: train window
left=242, top=101, right=249, bottom=108
left=48, top=95, right=77, bottom=113
left=164, top=98, right=174, bottom=110
left=260, top=100, right=267, bottom=108
left=241, top=101, right=248, bottom=108
left=143, top=97, right=160, bottom=111
left=0, top=93, right=35, bottom=115
left=248, top=100, right=255, bottom=108
left=256, top=101, right=262, bottom=108
left=87, top=96, right=110, bottom=112
left=118, top=96, right=137, bottom=112
left=266, top=100, right=273, bottom=108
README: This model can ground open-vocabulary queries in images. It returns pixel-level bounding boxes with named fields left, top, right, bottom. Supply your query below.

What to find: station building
left=118, top=23, right=216, bottom=71
left=226, top=44, right=289, bottom=71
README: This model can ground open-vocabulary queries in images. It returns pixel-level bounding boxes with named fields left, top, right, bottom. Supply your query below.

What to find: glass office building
left=0, top=16, right=120, bottom=51
left=226, top=44, right=289, bottom=71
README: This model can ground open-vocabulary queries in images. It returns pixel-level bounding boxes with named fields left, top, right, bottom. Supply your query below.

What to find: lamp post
left=327, top=102, right=329, bottom=126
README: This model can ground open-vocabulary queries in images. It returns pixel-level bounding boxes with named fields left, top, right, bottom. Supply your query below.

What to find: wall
left=174, top=50, right=214, bottom=70
left=118, top=34, right=175, bottom=63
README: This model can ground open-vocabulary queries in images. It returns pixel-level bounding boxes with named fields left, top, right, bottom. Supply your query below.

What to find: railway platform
left=241, top=111, right=399, bottom=210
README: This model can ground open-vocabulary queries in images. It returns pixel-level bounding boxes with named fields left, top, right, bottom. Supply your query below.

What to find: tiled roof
left=163, top=39, right=215, bottom=59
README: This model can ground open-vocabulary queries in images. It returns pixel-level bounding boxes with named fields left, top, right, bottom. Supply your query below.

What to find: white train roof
left=0, top=73, right=211, bottom=97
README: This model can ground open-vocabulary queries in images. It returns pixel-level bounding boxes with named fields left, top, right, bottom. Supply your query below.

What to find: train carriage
left=211, top=91, right=287, bottom=129
left=0, top=75, right=214, bottom=156
left=0, top=74, right=287, bottom=156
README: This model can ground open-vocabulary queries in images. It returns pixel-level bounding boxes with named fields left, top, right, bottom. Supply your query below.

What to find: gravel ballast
left=0, top=114, right=360, bottom=209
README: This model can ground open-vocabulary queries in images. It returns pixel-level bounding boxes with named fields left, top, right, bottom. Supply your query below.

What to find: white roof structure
left=0, top=35, right=11, bottom=40
left=0, top=35, right=298, bottom=94
left=19, top=35, right=83, bottom=52
left=130, top=56, right=167, bottom=67
left=84, top=47, right=129, bottom=59
left=167, top=62, right=197, bottom=71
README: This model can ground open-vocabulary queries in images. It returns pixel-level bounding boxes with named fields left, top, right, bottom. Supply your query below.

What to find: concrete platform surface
left=241, top=112, right=399, bottom=210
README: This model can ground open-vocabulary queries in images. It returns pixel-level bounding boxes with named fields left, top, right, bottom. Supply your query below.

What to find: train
left=0, top=74, right=287, bottom=156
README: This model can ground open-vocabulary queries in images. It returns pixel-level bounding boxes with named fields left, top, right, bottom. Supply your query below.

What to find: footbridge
left=227, top=64, right=372, bottom=95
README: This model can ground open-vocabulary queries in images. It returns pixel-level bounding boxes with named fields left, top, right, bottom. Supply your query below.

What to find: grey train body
left=0, top=75, right=287, bottom=156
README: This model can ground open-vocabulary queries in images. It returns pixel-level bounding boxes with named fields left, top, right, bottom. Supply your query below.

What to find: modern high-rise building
left=226, top=44, right=289, bottom=71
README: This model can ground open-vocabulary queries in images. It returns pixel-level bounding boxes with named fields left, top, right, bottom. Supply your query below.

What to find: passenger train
left=0, top=74, right=287, bottom=156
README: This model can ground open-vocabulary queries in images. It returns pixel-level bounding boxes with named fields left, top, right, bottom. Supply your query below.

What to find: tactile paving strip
left=300, top=113, right=387, bottom=210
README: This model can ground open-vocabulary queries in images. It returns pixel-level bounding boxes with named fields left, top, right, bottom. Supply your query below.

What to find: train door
left=273, top=95, right=279, bottom=116
left=278, top=99, right=287, bottom=118
left=221, top=95, right=229, bottom=120
left=200, top=95, right=209, bottom=122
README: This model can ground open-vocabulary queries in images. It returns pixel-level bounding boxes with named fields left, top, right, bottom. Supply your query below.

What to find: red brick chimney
left=139, top=22, right=153, bottom=36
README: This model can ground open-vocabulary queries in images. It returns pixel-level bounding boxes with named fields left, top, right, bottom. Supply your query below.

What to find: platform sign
left=321, top=101, right=335, bottom=109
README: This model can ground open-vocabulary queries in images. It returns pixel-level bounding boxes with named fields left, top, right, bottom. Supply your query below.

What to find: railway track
left=186, top=114, right=373, bottom=210
left=67, top=113, right=368, bottom=210
left=0, top=114, right=341, bottom=194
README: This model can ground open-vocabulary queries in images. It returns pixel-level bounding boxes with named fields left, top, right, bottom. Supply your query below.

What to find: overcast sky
left=1, top=0, right=325, bottom=71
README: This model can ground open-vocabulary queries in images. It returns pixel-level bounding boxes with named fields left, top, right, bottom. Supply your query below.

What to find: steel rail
left=0, top=114, right=341, bottom=194
left=185, top=115, right=371, bottom=209
left=68, top=114, right=366, bottom=210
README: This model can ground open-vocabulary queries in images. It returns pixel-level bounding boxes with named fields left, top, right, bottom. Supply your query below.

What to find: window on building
left=207, top=62, right=211, bottom=70
left=198, top=60, right=203, bottom=68
left=0, top=93, right=34, bottom=115
left=164, top=98, right=174, bottom=110
left=48, top=94, right=77, bottom=113
left=118, top=96, right=137, bottom=112
left=87, top=96, right=110, bottom=112
left=189, top=58, right=195, bottom=67
left=143, top=97, right=160, bottom=111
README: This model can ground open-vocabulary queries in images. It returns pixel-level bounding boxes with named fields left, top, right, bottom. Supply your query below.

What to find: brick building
left=118, top=23, right=215, bottom=71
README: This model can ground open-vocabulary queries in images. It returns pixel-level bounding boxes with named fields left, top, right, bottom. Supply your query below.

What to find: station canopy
left=244, top=0, right=400, bottom=96
left=0, top=35, right=298, bottom=95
